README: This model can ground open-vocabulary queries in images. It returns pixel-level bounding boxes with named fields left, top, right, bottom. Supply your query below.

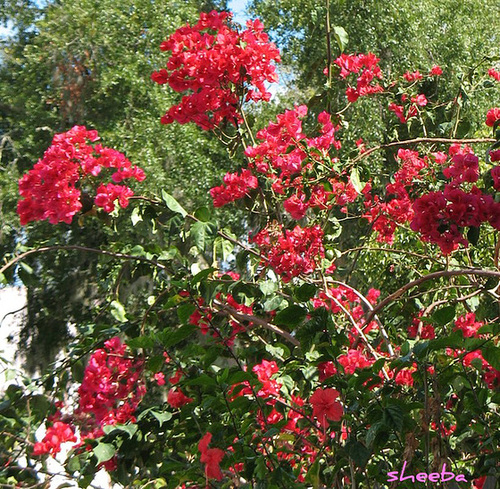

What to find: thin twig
left=0, top=245, right=168, bottom=276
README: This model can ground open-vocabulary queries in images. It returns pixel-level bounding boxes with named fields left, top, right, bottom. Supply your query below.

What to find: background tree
left=0, top=0, right=239, bottom=370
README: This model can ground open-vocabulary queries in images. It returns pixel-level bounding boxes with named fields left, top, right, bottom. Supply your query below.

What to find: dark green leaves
left=274, top=305, right=307, bottom=327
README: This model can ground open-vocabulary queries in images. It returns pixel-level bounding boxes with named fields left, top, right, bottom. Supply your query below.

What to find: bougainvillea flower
left=309, top=387, right=343, bottom=427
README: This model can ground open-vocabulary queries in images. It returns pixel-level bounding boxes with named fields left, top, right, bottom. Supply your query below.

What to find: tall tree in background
left=0, top=0, right=234, bottom=370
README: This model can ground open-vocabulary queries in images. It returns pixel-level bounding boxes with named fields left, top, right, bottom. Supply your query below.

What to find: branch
left=365, top=268, right=500, bottom=325
left=213, top=299, right=300, bottom=347
left=0, top=245, right=169, bottom=276
left=325, top=279, right=395, bottom=357
left=350, top=137, right=495, bottom=166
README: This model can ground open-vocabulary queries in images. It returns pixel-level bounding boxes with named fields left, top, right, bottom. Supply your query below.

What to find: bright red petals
left=485, top=107, right=500, bottom=127
left=198, top=432, right=225, bottom=481
left=75, top=337, right=146, bottom=438
left=334, top=53, right=383, bottom=102
left=152, top=10, right=280, bottom=130
left=32, top=422, right=77, bottom=457
left=167, top=388, right=193, bottom=408
left=251, top=224, right=325, bottom=282
left=210, top=169, right=258, bottom=207
left=488, top=68, right=500, bottom=81
left=17, top=126, right=145, bottom=225
left=309, top=388, right=343, bottom=427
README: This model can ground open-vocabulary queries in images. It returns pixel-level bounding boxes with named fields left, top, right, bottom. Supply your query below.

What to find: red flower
left=486, top=107, right=500, bottom=127
left=152, top=11, right=280, bottom=130
left=153, top=372, right=166, bottom=386
left=488, top=68, right=500, bottom=81
left=430, top=65, right=443, bottom=76
left=32, top=421, right=77, bottom=457
left=198, top=432, right=225, bottom=481
left=210, top=169, right=258, bottom=207
left=167, top=388, right=193, bottom=408
left=17, top=126, right=145, bottom=225
left=309, top=387, right=343, bottom=427
left=338, top=349, right=373, bottom=374
left=318, top=361, right=337, bottom=381
left=403, top=70, right=422, bottom=82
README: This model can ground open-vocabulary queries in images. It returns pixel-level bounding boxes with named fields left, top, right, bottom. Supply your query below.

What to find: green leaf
left=161, top=190, right=187, bottom=217
left=263, top=295, right=284, bottom=312
left=147, top=355, right=164, bottom=373
left=482, top=345, right=500, bottom=371
left=191, top=221, right=217, bottom=251
left=274, top=305, right=307, bottom=327
left=333, top=25, right=348, bottom=52
left=67, top=455, right=81, bottom=473
left=93, top=442, right=115, bottom=464
left=185, top=374, right=217, bottom=387
left=467, top=226, right=480, bottom=247
left=110, top=300, right=128, bottom=323
left=159, top=324, right=197, bottom=348
left=177, top=303, right=196, bottom=324
left=260, top=280, right=278, bottom=296
left=350, top=167, right=364, bottom=193
left=126, top=336, right=155, bottom=349
left=102, top=424, right=138, bottom=438
left=228, top=370, right=254, bottom=385
left=151, top=411, right=172, bottom=426
left=295, top=283, right=317, bottom=302
left=214, top=236, right=234, bottom=262
left=431, top=305, right=456, bottom=326
left=383, top=404, right=404, bottom=432
left=191, top=267, right=216, bottom=285
left=131, top=207, right=142, bottom=226
left=346, top=440, right=370, bottom=467
left=194, top=206, right=211, bottom=222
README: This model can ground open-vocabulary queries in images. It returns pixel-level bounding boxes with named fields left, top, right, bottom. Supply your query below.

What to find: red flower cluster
left=17, top=126, right=145, bottom=225
left=252, top=359, right=282, bottom=398
left=338, top=349, right=374, bottom=374
left=242, top=106, right=353, bottom=217
left=167, top=389, right=193, bottom=408
left=251, top=224, right=325, bottom=282
left=485, top=107, right=500, bottom=127
left=364, top=149, right=427, bottom=243
left=410, top=145, right=500, bottom=254
left=198, top=432, right=225, bottom=481
left=446, top=317, right=500, bottom=389
left=152, top=11, right=280, bottom=130
left=32, top=421, right=77, bottom=456
left=75, top=337, right=146, bottom=438
left=210, top=169, right=258, bottom=207
left=454, top=312, right=483, bottom=338
left=403, top=70, right=422, bottom=82
left=334, top=53, right=384, bottom=103
left=309, top=388, right=343, bottom=427
left=407, top=313, right=436, bottom=339
left=488, top=68, right=500, bottom=82
left=492, top=166, right=500, bottom=190
left=388, top=94, right=427, bottom=124
left=318, top=361, right=337, bottom=381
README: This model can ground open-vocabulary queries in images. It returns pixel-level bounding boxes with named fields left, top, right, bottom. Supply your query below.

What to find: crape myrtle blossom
left=152, top=10, right=280, bottom=130
left=17, top=126, right=145, bottom=225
